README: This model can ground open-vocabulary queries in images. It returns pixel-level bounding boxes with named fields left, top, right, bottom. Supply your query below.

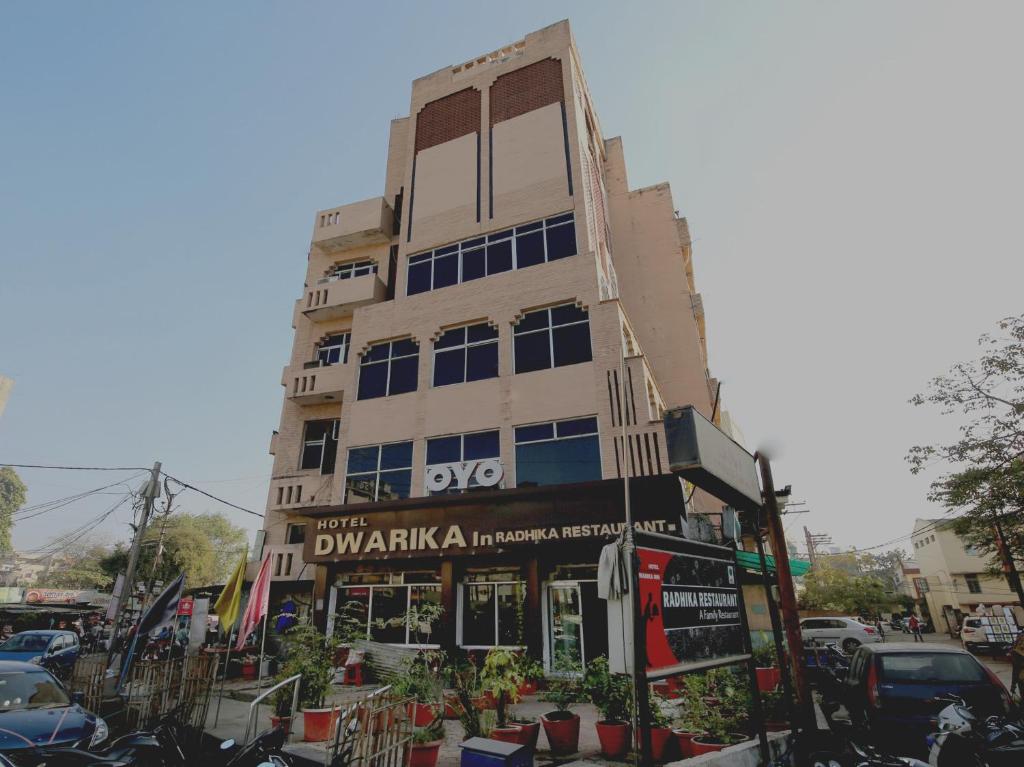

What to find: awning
left=736, top=550, right=811, bottom=577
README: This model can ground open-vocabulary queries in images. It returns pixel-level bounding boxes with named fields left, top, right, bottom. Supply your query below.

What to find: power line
left=13, top=473, right=146, bottom=520
left=162, top=473, right=264, bottom=518
left=1, top=463, right=149, bottom=472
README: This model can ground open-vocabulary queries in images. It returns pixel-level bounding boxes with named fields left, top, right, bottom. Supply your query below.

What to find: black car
left=0, top=661, right=107, bottom=755
left=835, top=642, right=1012, bottom=755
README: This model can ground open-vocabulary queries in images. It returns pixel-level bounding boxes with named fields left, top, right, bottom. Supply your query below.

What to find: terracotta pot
left=302, top=708, right=340, bottom=742
left=672, top=730, right=702, bottom=759
left=472, top=696, right=490, bottom=711
left=510, top=720, right=540, bottom=750
left=408, top=740, right=443, bottom=767
left=595, top=720, right=631, bottom=759
left=644, top=726, right=673, bottom=762
left=270, top=716, right=292, bottom=736
left=444, top=694, right=462, bottom=720
left=517, top=680, right=538, bottom=696
left=411, top=702, right=440, bottom=727
left=540, top=711, right=580, bottom=755
left=241, top=663, right=257, bottom=680
left=690, top=734, right=749, bottom=755
left=490, top=726, right=522, bottom=745
left=755, top=667, right=781, bottom=692
left=481, top=690, right=497, bottom=709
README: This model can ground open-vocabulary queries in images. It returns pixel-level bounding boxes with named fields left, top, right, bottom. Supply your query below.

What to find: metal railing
left=324, top=685, right=413, bottom=767
left=243, top=673, right=301, bottom=745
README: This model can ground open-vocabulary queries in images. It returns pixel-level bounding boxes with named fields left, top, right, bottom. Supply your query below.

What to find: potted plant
left=672, top=674, right=708, bottom=758
left=641, top=688, right=674, bottom=762
left=448, top=660, right=487, bottom=741
left=539, top=653, right=584, bottom=755
left=391, top=654, right=445, bottom=727
left=515, top=655, right=544, bottom=696
left=269, top=679, right=294, bottom=735
left=409, top=712, right=446, bottom=767
left=583, top=656, right=632, bottom=759
left=481, top=648, right=524, bottom=733
left=507, top=712, right=540, bottom=750
left=277, top=621, right=341, bottom=742
left=761, top=690, right=789, bottom=732
left=240, top=653, right=258, bottom=680
left=752, top=639, right=781, bottom=692
left=690, top=710, right=749, bottom=755
left=690, top=669, right=753, bottom=755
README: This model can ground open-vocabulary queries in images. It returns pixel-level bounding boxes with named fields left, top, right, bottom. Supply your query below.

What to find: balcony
left=312, top=197, right=394, bottom=253
left=283, top=359, right=347, bottom=405
left=302, top=272, right=386, bottom=321
left=265, top=544, right=306, bottom=582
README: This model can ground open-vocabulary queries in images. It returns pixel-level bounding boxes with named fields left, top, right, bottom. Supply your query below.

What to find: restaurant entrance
left=544, top=578, right=607, bottom=671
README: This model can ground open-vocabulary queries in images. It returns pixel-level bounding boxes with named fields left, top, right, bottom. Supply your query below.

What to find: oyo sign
left=424, top=459, right=503, bottom=492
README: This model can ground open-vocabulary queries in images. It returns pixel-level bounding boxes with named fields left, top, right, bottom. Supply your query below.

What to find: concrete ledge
left=667, top=731, right=792, bottom=766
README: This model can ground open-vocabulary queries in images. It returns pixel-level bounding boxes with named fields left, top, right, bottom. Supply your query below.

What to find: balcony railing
left=284, top=360, right=347, bottom=405
left=312, top=197, right=393, bottom=252
left=303, top=272, right=386, bottom=321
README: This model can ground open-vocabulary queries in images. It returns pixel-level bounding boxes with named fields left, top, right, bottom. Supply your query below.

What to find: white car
left=800, top=616, right=882, bottom=653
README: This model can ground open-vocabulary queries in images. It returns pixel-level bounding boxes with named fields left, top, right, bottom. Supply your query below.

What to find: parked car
left=0, top=631, right=80, bottom=680
left=800, top=617, right=882, bottom=653
left=835, top=642, right=1012, bottom=756
left=0, top=660, right=107, bottom=753
left=960, top=616, right=1013, bottom=655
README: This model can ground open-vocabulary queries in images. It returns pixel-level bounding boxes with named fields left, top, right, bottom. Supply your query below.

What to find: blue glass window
left=405, top=213, right=578, bottom=296
left=345, top=441, right=414, bottom=502
left=514, top=417, right=600, bottom=488
left=426, top=430, right=500, bottom=494
left=316, top=333, right=350, bottom=366
left=358, top=339, right=419, bottom=400
left=513, top=304, right=592, bottom=374
left=432, top=323, right=499, bottom=387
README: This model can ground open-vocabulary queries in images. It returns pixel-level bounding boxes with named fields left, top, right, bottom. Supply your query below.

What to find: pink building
left=259, top=21, right=723, bottom=667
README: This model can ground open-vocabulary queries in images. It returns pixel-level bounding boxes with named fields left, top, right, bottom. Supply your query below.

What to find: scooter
left=926, top=694, right=1024, bottom=766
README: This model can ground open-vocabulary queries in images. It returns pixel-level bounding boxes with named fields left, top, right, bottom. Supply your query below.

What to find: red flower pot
left=270, top=716, right=292, bottom=736
left=672, top=730, right=701, bottom=759
left=510, top=721, right=540, bottom=750
left=755, top=667, right=781, bottom=692
left=644, top=727, right=673, bottom=762
left=411, top=702, right=440, bottom=727
left=241, top=663, right=257, bottom=680
left=408, top=740, right=443, bottom=767
left=690, top=737, right=727, bottom=756
left=517, top=680, right=538, bottom=696
left=444, top=695, right=461, bottom=720
left=490, top=726, right=522, bottom=745
left=541, top=712, right=580, bottom=755
left=302, top=708, right=340, bottom=742
left=595, top=721, right=631, bottom=759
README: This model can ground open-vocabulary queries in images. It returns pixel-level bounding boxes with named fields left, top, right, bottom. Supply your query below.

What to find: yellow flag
left=214, top=548, right=247, bottom=633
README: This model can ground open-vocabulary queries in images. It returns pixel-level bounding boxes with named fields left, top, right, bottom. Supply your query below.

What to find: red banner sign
left=176, top=596, right=194, bottom=616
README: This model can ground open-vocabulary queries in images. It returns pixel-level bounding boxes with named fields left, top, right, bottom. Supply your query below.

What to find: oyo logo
left=425, top=459, right=503, bottom=492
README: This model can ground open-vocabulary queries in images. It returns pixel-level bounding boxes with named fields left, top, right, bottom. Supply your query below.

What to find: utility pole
left=804, top=527, right=816, bottom=566
left=107, top=461, right=161, bottom=664
left=803, top=527, right=832, bottom=566
left=992, top=512, right=1024, bottom=608
left=758, top=455, right=814, bottom=729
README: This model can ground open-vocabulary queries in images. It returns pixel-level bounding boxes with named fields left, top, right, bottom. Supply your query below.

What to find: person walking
left=908, top=614, right=924, bottom=642
left=1010, top=630, right=1024, bottom=699
left=875, top=617, right=886, bottom=642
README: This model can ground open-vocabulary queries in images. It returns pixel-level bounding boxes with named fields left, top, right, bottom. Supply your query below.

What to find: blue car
left=836, top=642, right=1012, bottom=756
left=0, top=661, right=107, bottom=753
left=0, top=631, right=80, bottom=680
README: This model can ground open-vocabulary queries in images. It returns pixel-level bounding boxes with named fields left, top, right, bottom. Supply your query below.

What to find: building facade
left=257, top=21, right=722, bottom=669
left=911, top=519, right=1023, bottom=634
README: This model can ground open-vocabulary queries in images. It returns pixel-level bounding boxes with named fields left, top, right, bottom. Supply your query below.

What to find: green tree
left=907, top=314, right=1024, bottom=602
left=0, top=468, right=27, bottom=555
left=99, top=511, right=248, bottom=589
left=42, top=543, right=115, bottom=590
left=799, top=562, right=896, bottom=615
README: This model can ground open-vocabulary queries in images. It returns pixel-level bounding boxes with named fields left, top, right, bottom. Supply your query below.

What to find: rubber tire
left=842, top=638, right=861, bottom=654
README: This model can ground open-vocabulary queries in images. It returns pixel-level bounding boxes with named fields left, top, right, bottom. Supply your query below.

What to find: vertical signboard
left=608, top=533, right=749, bottom=678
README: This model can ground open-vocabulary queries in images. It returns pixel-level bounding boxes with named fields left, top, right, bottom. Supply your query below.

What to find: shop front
left=297, top=475, right=689, bottom=670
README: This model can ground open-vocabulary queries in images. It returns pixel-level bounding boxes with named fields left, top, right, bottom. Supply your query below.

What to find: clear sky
left=2, top=2, right=1022, bottom=557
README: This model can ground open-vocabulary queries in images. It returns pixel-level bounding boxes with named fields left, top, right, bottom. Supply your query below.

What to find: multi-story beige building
left=911, top=518, right=1023, bottom=634
left=258, top=21, right=723, bottom=667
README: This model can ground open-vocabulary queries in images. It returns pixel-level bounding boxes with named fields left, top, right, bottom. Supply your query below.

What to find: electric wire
left=0, top=463, right=149, bottom=472
left=13, top=472, right=146, bottom=521
left=161, top=473, right=264, bottom=518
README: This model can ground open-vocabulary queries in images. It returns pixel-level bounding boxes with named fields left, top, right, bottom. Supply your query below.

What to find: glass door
left=547, top=582, right=584, bottom=671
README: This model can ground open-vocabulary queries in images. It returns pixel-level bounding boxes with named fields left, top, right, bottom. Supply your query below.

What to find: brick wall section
left=489, top=57, right=564, bottom=126
left=414, top=88, right=481, bottom=153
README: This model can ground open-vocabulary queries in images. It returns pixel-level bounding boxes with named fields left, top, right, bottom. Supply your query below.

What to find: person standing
left=1010, top=630, right=1024, bottom=699
left=875, top=617, right=886, bottom=642
left=908, top=614, right=923, bottom=642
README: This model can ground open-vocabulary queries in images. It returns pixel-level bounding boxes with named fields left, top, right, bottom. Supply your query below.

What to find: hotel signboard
left=305, top=493, right=682, bottom=563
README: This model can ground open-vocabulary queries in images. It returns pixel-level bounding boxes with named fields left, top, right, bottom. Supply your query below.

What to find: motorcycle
left=927, top=694, right=1024, bottom=766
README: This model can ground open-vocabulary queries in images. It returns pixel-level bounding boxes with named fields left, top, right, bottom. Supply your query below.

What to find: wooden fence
left=325, top=686, right=415, bottom=767
left=69, top=653, right=219, bottom=733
